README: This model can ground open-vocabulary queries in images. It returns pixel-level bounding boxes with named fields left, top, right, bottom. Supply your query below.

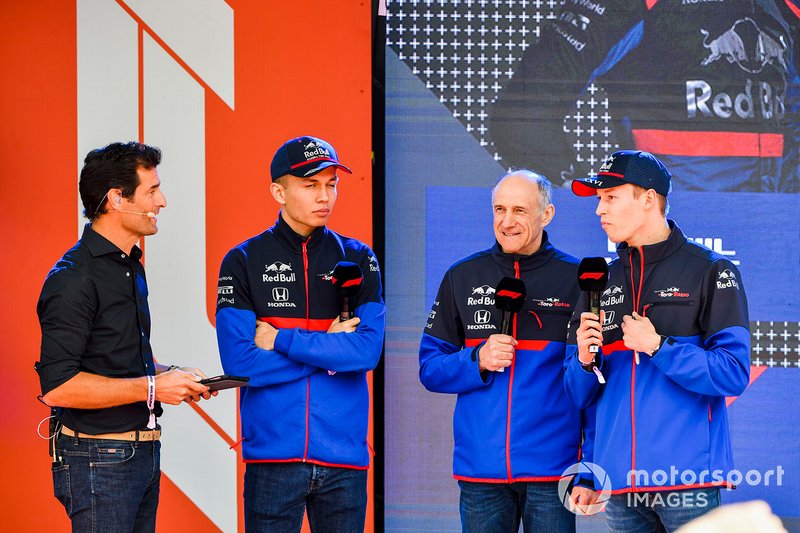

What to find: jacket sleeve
left=215, top=248, right=317, bottom=387
left=419, top=269, right=494, bottom=394
left=273, top=248, right=385, bottom=373
left=275, top=302, right=385, bottom=373
left=649, top=259, right=751, bottom=397
left=573, top=402, right=600, bottom=489
left=563, top=291, right=604, bottom=409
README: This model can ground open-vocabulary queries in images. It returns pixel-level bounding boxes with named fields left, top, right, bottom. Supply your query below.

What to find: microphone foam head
left=331, top=261, right=363, bottom=294
left=494, top=277, right=526, bottom=312
left=577, top=257, right=609, bottom=291
left=146, top=212, right=156, bottom=218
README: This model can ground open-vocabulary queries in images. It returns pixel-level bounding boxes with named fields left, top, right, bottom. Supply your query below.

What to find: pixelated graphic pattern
left=387, top=0, right=800, bottom=366
left=751, top=321, right=800, bottom=367
left=386, top=0, right=618, bottom=170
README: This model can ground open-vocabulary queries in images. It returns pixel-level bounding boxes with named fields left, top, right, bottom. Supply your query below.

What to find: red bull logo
left=686, top=78, right=785, bottom=121
left=700, top=18, right=788, bottom=74
left=691, top=18, right=788, bottom=122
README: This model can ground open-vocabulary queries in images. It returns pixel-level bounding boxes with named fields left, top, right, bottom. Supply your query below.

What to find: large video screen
left=383, top=1, right=799, bottom=531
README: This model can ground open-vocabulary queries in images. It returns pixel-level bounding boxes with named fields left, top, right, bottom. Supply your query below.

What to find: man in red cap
left=215, top=136, right=385, bottom=532
left=564, top=150, right=751, bottom=531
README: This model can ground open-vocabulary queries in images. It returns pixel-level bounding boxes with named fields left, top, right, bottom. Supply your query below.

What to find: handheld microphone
left=119, top=209, right=156, bottom=218
left=494, top=277, right=527, bottom=335
left=577, top=257, right=609, bottom=354
left=331, top=261, right=363, bottom=321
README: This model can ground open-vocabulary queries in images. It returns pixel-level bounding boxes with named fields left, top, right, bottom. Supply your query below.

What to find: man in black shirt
left=36, top=141, right=215, bottom=532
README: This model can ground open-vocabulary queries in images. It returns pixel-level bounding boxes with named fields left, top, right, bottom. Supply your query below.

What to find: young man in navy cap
left=215, top=136, right=385, bottom=532
left=564, top=150, right=751, bottom=531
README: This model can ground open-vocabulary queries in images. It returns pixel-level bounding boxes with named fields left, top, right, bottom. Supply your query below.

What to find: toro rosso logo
left=655, top=286, right=690, bottom=298
left=700, top=18, right=788, bottom=74
left=532, top=296, right=571, bottom=308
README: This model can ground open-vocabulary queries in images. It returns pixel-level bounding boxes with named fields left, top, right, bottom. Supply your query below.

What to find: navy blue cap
left=571, top=150, right=672, bottom=197
left=270, top=136, right=352, bottom=181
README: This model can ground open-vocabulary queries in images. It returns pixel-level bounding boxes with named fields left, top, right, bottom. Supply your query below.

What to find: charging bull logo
left=265, top=261, right=292, bottom=272
left=601, top=285, right=624, bottom=306
left=263, top=262, right=295, bottom=283
left=472, top=285, right=496, bottom=296
left=700, top=18, right=788, bottom=74
left=468, top=285, right=496, bottom=306
left=716, top=269, right=740, bottom=290
left=368, top=254, right=380, bottom=272
left=602, top=285, right=623, bottom=297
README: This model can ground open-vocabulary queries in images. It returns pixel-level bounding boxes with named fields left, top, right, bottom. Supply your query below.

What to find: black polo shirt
left=36, top=224, right=161, bottom=434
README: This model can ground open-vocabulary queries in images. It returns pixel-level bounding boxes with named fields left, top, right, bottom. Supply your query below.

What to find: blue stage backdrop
left=383, top=1, right=800, bottom=531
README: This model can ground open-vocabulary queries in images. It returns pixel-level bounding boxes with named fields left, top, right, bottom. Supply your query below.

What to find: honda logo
left=272, top=287, right=289, bottom=302
left=474, top=309, right=491, bottom=324
left=602, top=311, right=615, bottom=325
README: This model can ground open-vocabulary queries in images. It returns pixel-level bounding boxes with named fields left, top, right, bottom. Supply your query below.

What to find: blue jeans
left=605, top=488, right=720, bottom=532
left=458, top=480, right=575, bottom=533
left=244, top=462, right=368, bottom=533
left=52, top=433, right=161, bottom=532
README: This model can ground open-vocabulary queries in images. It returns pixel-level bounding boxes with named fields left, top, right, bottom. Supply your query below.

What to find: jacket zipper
left=505, top=261, right=521, bottom=481
left=302, top=239, right=311, bottom=462
left=628, top=248, right=645, bottom=488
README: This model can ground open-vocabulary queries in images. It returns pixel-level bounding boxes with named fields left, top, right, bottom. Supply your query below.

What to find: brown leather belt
left=60, top=425, right=161, bottom=442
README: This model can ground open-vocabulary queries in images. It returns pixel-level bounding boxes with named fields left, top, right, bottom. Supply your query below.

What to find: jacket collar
left=273, top=213, right=328, bottom=254
left=616, top=220, right=685, bottom=264
left=490, top=230, right=556, bottom=274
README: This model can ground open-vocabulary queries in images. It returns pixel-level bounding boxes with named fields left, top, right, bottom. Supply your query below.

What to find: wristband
left=579, top=355, right=605, bottom=384
left=146, top=375, right=156, bottom=429
left=579, top=355, right=595, bottom=370
left=650, top=335, right=668, bottom=357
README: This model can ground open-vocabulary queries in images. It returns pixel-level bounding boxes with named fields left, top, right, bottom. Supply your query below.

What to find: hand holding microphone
left=479, top=277, right=526, bottom=373
left=577, top=258, right=608, bottom=382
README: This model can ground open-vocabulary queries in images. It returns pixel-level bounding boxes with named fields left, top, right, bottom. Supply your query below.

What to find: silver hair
left=491, top=169, right=553, bottom=214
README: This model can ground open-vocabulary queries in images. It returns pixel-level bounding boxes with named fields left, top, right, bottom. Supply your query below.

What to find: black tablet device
left=200, top=375, right=250, bottom=391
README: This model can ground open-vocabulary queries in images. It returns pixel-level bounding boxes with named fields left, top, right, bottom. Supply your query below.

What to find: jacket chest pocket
left=643, top=300, right=697, bottom=335
left=524, top=307, right=572, bottom=340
